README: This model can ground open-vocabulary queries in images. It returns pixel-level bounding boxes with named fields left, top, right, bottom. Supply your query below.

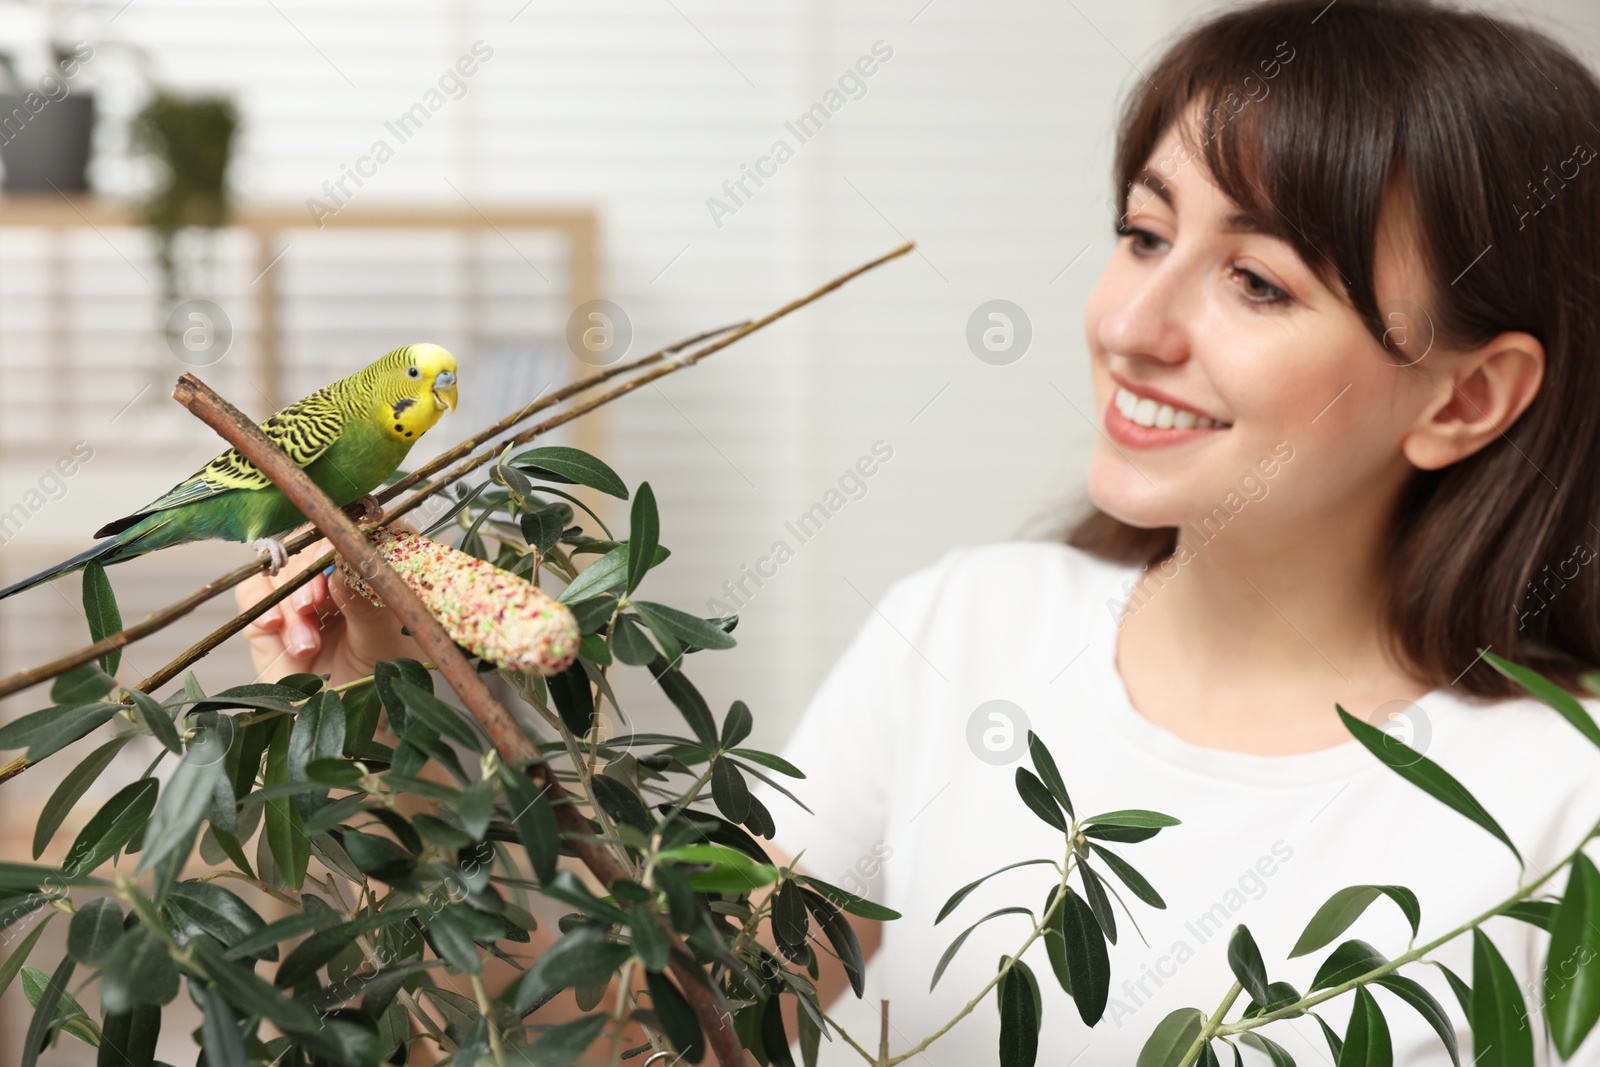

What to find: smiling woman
left=747, top=0, right=1600, bottom=1064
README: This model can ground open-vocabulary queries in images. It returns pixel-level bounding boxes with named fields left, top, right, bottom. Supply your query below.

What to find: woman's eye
left=1232, top=267, right=1289, bottom=304
left=1117, top=225, right=1168, bottom=256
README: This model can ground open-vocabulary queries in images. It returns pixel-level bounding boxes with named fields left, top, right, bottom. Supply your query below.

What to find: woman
left=243, top=0, right=1600, bottom=1061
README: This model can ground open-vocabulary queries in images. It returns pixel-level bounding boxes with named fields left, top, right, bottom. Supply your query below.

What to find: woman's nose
left=1096, top=258, right=1192, bottom=367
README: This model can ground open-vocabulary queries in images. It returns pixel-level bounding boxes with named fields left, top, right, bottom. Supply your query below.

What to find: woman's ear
left=1402, top=330, right=1545, bottom=470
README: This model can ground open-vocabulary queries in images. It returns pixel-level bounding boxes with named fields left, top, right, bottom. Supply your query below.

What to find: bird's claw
left=251, top=538, right=290, bottom=576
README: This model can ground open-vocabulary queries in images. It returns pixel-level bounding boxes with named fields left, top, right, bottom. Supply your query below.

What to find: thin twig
left=173, top=373, right=748, bottom=1067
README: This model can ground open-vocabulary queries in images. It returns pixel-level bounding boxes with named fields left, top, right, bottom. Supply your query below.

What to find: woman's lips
left=1104, top=385, right=1232, bottom=448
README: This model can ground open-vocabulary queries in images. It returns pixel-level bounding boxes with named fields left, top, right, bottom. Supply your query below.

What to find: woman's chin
left=1086, top=463, right=1185, bottom=530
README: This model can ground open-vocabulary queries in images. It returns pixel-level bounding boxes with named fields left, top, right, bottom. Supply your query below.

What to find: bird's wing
left=94, top=388, right=349, bottom=537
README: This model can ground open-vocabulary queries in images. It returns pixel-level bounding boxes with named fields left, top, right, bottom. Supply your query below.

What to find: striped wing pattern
left=107, top=385, right=353, bottom=525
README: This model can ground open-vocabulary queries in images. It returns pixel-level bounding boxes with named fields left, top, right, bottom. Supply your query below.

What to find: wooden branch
left=0, top=243, right=913, bottom=704
left=172, top=373, right=746, bottom=1067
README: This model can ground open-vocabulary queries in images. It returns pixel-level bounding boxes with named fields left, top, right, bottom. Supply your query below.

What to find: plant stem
left=471, top=970, right=508, bottom=1067
left=1176, top=982, right=1243, bottom=1066
left=878, top=849, right=1074, bottom=1067
left=1175, top=827, right=1596, bottom=1066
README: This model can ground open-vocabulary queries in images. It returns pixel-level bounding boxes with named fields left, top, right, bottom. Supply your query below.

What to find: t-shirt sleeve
left=748, top=553, right=956, bottom=893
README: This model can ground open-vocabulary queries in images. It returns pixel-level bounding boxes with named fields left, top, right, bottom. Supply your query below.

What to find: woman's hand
left=235, top=537, right=425, bottom=686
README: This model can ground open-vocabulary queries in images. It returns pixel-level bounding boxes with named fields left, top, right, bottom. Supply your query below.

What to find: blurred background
left=0, top=0, right=1594, bottom=1061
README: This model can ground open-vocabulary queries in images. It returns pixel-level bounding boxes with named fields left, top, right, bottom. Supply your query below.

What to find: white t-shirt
left=752, top=541, right=1600, bottom=1066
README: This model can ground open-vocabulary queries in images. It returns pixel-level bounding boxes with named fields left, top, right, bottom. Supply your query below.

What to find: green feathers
left=0, top=343, right=459, bottom=602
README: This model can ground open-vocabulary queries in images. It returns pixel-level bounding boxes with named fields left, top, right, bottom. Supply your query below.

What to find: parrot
left=0, top=342, right=459, bottom=602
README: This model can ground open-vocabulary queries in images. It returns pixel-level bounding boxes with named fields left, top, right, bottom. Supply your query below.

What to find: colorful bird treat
left=337, top=528, right=579, bottom=676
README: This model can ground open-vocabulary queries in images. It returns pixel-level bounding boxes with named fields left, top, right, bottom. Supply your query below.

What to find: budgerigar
left=0, top=343, right=458, bottom=601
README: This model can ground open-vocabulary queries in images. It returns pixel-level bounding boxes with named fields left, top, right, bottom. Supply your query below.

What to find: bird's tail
left=0, top=538, right=127, bottom=602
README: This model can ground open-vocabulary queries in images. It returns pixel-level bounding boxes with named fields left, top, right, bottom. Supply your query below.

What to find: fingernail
left=288, top=626, right=317, bottom=657
left=290, top=587, right=314, bottom=612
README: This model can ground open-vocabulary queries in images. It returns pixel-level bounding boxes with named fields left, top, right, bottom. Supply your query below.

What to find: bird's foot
left=251, top=538, right=290, bottom=576
left=343, top=494, right=384, bottom=526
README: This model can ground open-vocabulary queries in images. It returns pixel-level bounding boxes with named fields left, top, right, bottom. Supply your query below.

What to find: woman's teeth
left=1114, top=386, right=1227, bottom=430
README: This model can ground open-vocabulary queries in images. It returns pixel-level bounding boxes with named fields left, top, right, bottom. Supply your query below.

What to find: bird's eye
left=407, top=366, right=421, bottom=379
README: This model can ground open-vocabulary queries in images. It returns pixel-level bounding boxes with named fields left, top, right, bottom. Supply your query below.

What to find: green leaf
left=629, top=908, right=671, bottom=973
left=98, top=1003, right=160, bottom=1067
left=792, top=875, right=901, bottom=921
left=0, top=914, right=53, bottom=1001
left=936, top=859, right=1058, bottom=924
left=62, top=778, right=157, bottom=877
left=51, top=663, right=116, bottom=705
left=1227, top=925, right=1272, bottom=1007
left=82, top=562, right=123, bottom=676
left=1239, top=1032, right=1298, bottom=1066
left=644, top=970, right=705, bottom=1063
left=66, top=898, right=123, bottom=966
left=625, top=481, right=659, bottom=595
left=712, top=757, right=751, bottom=823
left=192, top=980, right=246, bottom=1067
left=547, top=660, right=596, bottom=737
left=1026, top=731, right=1074, bottom=818
left=20, top=954, right=75, bottom=1067
left=339, top=830, right=416, bottom=883
left=1087, top=845, right=1166, bottom=909
left=1338, top=706, right=1522, bottom=865
left=1059, top=886, right=1111, bottom=1025
left=772, top=882, right=809, bottom=947
left=803, top=889, right=867, bottom=997
left=1546, top=852, right=1600, bottom=1057
left=1042, top=886, right=1072, bottom=996
left=128, top=689, right=181, bottom=756
left=998, top=956, right=1040, bottom=1067
left=1374, top=973, right=1459, bottom=1066
left=164, top=883, right=271, bottom=960
left=501, top=768, right=560, bottom=883
left=287, top=689, right=346, bottom=806
left=1079, top=861, right=1118, bottom=945
left=1137, top=1007, right=1204, bottom=1067
left=34, top=735, right=131, bottom=860
left=1503, top=900, right=1557, bottom=932
left=729, top=747, right=805, bottom=777
left=1289, top=885, right=1421, bottom=958
left=721, top=701, right=753, bottom=750
left=1311, top=940, right=1387, bottom=992
left=263, top=718, right=309, bottom=890
left=100, top=926, right=179, bottom=1013
left=930, top=907, right=1032, bottom=991
left=222, top=908, right=345, bottom=962
left=186, top=936, right=322, bottom=1037
left=0, top=702, right=119, bottom=761
left=611, top=614, right=658, bottom=666
left=1471, top=929, right=1535, bottom=1067
left=1014, top=768, right=1066, bottom=831
left=511, top=445, right=629, bottom=499
left=373, top=659, right=431, bottom=736
left=393, top=679, right=482, bottom=752
left=520, top=502, right=573, bottom=555
left=650, top=658, right=719, bottom=747
left=1484, top=652, right=1600, bottom=749
left=275, top=909, right=418, bottom=987
left=558, top=544, right=630, bottom=604
left=1081, top=809, right=1182, bottom=830
left=1339, top=986, right=1393, bottom=1066
left=1082, top=824, right=1161, bottom=844
left=137, top=729, right=225, bottom=874
left=632, top=600, right=737, bottom=651
left=527, top=1014, right=609, bottom=1067
left=511, top=927, right=631, bottom=1012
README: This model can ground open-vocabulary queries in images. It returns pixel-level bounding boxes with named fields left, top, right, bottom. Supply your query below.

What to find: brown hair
left=1066, top=0, right=1600, bottom=697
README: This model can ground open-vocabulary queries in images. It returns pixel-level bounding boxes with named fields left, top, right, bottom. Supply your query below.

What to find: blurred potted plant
left=0, top=32, right=97, bottom=192
left=130, top=91, right=238, bottom=301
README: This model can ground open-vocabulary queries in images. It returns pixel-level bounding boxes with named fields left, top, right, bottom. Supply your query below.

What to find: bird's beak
left=433, top=370, right=458, bottom=412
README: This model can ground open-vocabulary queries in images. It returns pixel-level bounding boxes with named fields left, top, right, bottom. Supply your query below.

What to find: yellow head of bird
left=385, top=343, right=458, bottom=442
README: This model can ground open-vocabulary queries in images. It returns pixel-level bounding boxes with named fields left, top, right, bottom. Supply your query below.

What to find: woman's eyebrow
left=1131, top=162, right=1280, bottom=244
